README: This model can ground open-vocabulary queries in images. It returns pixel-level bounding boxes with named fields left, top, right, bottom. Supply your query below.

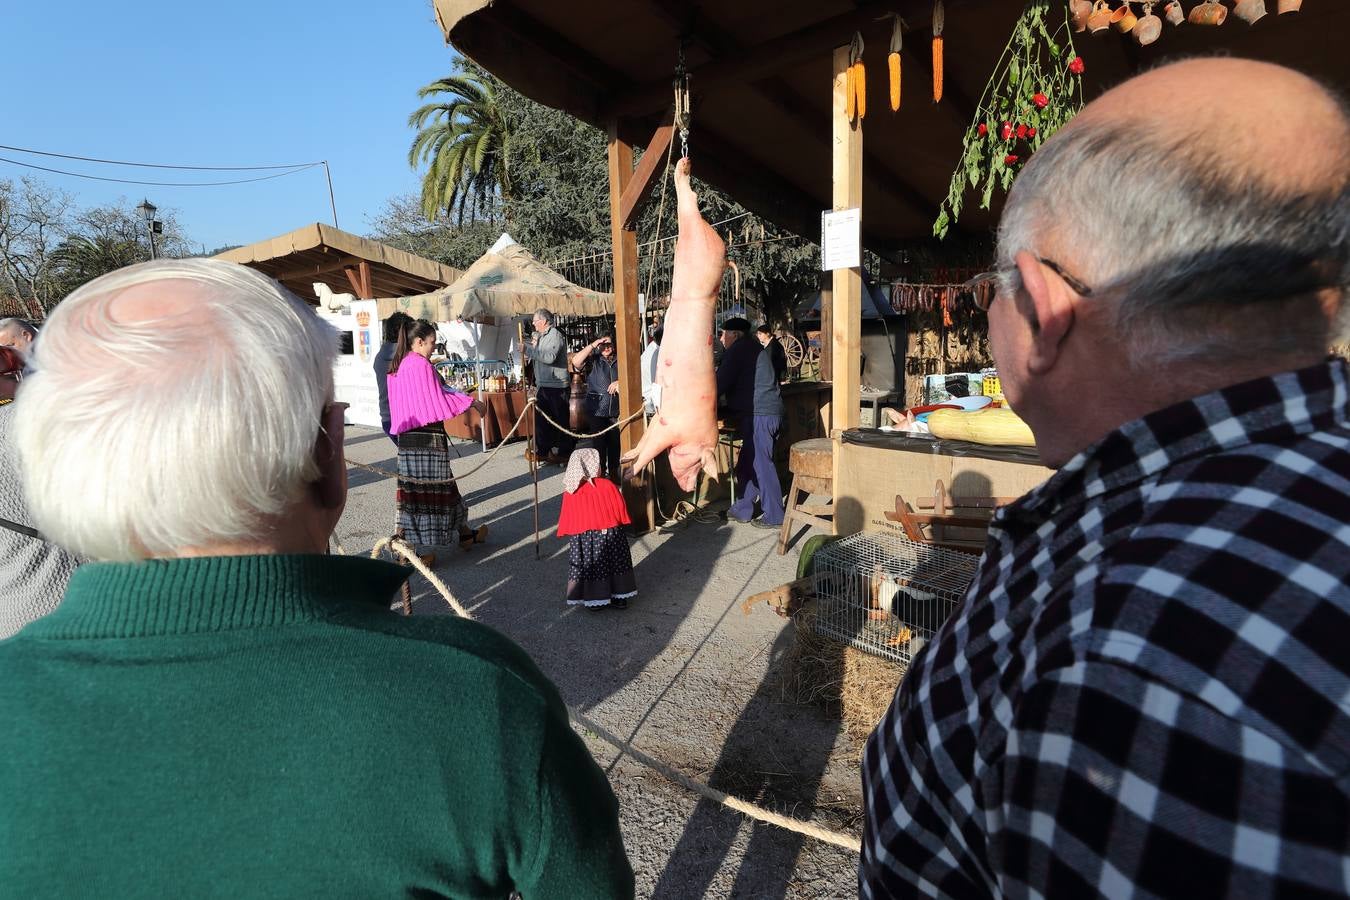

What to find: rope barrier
left=571, top=709, right=859, bottom=852
left=335, top=405, right=861, bottom=851
left=345, top=398, right=644, bottom=487
left=365, top=526, right=861, bottom=853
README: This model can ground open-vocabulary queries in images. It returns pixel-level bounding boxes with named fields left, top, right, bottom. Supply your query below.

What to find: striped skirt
left=396, top=426, right=469, bottom=547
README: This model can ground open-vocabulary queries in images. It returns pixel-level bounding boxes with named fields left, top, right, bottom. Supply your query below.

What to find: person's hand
left=607, top=381, right=620, bottom=395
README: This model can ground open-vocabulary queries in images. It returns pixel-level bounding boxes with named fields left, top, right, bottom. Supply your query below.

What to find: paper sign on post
left=821, top=208, right=862, bottom=271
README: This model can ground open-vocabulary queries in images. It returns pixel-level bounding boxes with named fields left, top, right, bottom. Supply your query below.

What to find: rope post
left=531, top=437, right=541, bottom=560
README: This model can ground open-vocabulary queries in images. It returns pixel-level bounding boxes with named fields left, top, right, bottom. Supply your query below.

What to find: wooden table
left=443, top=390, right=535, bottom=446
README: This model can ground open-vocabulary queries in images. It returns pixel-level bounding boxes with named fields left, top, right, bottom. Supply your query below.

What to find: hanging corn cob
left=845, top=34, right=856, bottom=120
left=889, top=15, right=902, bottom=112
left=932, top=0, right=945, bottom=103
left=849, top=32, right=866, bottom=123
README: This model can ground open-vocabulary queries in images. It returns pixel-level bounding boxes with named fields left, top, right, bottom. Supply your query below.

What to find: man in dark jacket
left=728, top=325, right=786, bottom=527
left=714, top=317, right=763, bottom=521
left=570, top=332, right=621, bottom=479
left=373, top=312, right=412, bottom=445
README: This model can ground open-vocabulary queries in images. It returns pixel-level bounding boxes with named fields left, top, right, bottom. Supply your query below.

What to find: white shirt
left=640, top=340, right=661, bottom=411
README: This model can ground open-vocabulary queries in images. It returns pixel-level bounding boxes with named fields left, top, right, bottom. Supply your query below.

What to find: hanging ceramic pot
left=1278, top=0, right=1302, bottom=12
left=1088, top=0, right=1114, bottom=33
left=1189, top=1, right=1228, bottom=25
left=1070, top=0, right=1094, bottom=32
left=1111, top=2, right=1139, bottom=32
left=1135, top=4, right=1163, bottom=43
left=1163, top=1, right=1185, bottom=25
left=1232, top=0, right=1268, bottom=23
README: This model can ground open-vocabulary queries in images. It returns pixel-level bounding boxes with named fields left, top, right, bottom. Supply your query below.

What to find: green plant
left=933, top=1, right=1085, bottom=238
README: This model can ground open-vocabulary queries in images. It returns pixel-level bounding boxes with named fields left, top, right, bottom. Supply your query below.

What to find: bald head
left=996, top=57, right=1350, bottom=364
left=1075, top=58, right=1349, bottom=197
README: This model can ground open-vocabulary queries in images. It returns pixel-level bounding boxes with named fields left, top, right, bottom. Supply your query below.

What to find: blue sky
left=2, top=0, right=457, bottom=251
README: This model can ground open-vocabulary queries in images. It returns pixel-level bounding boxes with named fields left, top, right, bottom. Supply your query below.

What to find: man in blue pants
left=728, top=324, right=786, bottom=528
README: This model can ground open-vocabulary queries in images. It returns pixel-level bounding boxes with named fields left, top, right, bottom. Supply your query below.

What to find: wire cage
left=812, top=532, right=979, bottom=665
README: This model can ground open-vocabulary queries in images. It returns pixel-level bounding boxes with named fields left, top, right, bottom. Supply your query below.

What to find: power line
left=0, top=143, right=323, bottom=171
left=0, top=155, right=322, bottom=187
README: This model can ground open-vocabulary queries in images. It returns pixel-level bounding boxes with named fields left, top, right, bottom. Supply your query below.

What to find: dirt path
left=339, top=426, right=864, bottom=899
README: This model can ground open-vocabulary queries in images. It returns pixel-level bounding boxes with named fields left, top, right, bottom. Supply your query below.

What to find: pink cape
left=387, top=353, right=474, bottom=435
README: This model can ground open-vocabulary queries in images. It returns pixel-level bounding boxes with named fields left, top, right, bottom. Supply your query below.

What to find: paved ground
left=339, top=426, right=863, bottom=899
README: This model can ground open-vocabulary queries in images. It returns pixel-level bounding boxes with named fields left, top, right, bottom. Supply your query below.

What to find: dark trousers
left=591, top=416, right=621, bottom=478
left=729, top=414, right=785, bottom=525
left=535, top=386, right=572, bottom=457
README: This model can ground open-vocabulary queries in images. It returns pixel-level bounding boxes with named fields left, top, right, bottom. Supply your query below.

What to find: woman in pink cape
left=387, top=319, right=489, bottom=555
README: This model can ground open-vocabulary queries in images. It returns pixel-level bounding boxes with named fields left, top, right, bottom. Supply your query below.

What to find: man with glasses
left=863, top=58, right=1350, bottom=897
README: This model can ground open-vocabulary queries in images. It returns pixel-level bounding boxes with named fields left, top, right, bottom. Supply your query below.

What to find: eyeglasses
left=965, top=257, right=1094, bottom=312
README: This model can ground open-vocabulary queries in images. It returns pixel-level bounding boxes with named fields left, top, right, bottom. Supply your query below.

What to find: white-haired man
left=862, top=59, right=1350, bottom=897
left=0, top=259, right=633, bottom=898
left=0, top=317, right=36, bottom=356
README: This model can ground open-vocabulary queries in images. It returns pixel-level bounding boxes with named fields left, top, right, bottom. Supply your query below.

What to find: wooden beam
left=268, top=253, right=366, bottom=284
left=605, top=0, right=929, bottom=118
left=619, top=123, right=675, bottom=231
left=607, top=120, right=653, bottom=532
left=831, top=45, right=863, bottom=434
left=343, top=266, right=363, bottom=298
left=358, top=260, right=374, bottom=299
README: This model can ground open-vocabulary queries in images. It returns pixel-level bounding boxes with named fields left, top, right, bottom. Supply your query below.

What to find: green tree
left=408, top=64, right=513, bottom=223
left=49, top=234, right=143, bottom=298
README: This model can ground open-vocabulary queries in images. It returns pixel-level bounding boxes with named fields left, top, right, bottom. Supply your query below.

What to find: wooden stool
left=777, top=437, right=834, bottom=555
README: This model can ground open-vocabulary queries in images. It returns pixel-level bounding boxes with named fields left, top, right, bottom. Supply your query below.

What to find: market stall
left=378, top=235, right=616, bottom=448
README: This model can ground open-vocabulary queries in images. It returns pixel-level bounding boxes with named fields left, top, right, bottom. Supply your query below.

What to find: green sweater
left=0, top=554, right=633, bottom=899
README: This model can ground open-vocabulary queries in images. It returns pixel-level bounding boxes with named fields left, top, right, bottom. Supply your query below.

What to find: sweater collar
left=23, top=554, right=412, bottom=639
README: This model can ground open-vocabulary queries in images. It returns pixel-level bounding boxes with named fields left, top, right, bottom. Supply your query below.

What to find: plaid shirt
left=862, top=359, right=1350, bottom=899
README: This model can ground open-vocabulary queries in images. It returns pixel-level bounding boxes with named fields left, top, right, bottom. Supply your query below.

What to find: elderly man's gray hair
left=14, top=258, right=338, bottom=560
left=0, top=318, right=37, bottom=342
left=997, top=92, right=1350, bottom=364
left=533, top=308, right=555, bottom=326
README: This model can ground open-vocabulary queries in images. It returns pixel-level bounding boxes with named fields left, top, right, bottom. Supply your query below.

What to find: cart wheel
left=780, top=332, right=805, bottom=369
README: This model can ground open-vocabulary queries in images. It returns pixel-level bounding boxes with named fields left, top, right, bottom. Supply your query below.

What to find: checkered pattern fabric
left=861, top=359, right=1350, bottom=899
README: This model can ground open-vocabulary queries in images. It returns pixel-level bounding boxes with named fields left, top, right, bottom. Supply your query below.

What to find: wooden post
left=818, top=271, right=834, bottom=432
left=607, top=120, right=654, bottom=531
left=830, top=44, right=863, bottom=434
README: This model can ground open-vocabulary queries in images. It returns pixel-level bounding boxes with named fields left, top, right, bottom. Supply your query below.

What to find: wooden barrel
left=788, top=437, right=833, bottom=495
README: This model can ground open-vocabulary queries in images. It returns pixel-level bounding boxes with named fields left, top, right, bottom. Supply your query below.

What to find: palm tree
left=49, top=234, right=143, bottom=298
left=408, top=70, right=513, bottom=224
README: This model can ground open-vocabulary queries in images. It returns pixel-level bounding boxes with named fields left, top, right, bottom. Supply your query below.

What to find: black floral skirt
left=566, top=527, right=637, bottom=608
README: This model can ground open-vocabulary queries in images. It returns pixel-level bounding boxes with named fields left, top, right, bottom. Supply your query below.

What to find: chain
left=674, top=42, right=691, bottom=160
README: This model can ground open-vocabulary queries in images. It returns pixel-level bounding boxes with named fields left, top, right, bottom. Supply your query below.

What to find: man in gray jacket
left=0, top=345, right=81, bottom=637
left=525, top=307, right=571, bottom=463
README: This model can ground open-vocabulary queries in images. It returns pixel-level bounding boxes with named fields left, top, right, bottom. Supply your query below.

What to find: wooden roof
left=434, top=0, right=1350, bottom=253
left=216, top=223, right=462, bottom=300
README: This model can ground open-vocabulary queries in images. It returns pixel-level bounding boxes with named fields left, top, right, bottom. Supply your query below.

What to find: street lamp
left=135, top=199, right=162, bottom=260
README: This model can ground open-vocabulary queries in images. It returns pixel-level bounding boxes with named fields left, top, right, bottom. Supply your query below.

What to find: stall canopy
left=433, top=0, right=1350, bottom=254
left=216, top=223, right=462, bottom=301
left=377, top=235, right=615, bottom=322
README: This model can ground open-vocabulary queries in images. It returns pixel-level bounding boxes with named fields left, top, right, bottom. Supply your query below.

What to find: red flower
left=977, top=123, right=988, bottom=137
left=1028, top=126, right=1037, bottom=138
left=1000, top=122, right=1014, bottom=141
left=1068, top=56, right=1085, bottom=75
left=1016, top=123, right=1029, bottom=139
left=1005, top=154, right=1020, bottom=165
left=1033, top=93, right=1049, bottom=109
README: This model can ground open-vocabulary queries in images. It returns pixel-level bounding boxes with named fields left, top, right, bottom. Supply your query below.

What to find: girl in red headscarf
left=556, top=448, right=636, bottom=609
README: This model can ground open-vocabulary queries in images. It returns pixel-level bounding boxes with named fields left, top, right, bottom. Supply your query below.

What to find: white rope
left=389, top=533, right=861, bottom=853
